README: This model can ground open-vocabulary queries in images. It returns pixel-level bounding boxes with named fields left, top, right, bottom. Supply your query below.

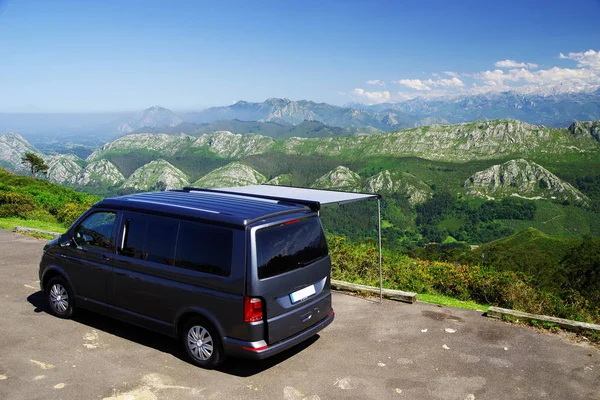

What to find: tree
left=21, top=152, right=48, bottom=178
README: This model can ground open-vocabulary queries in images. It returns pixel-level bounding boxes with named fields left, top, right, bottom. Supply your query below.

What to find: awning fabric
left=213, top=185, right=380, bottom=210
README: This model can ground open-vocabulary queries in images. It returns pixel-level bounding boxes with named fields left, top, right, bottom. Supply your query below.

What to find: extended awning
left=187, top=185, right=385, bottom=303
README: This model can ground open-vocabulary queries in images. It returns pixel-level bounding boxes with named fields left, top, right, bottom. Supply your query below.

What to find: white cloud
left=395, top=79, right=432, bottom=91
left=348, top=49, right=600, bottom=103
left=352, top=88, right=391, bottom=104
left=366, top=80, right=385, bottom=86
left=433, top=77, right=464, bottom=87
left=393, top=77, right=464, bottom=90
left=559, top=49, right=600, bottom=71
left=478, top=65, right=599, bottom=88
left=495, top=60, right=538, bottom=69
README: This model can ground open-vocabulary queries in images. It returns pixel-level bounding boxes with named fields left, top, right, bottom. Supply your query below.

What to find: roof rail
left=180, top=186, right=321, bottom=211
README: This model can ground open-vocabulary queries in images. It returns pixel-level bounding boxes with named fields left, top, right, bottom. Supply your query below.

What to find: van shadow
left=27, top=291, right=319, bottom=377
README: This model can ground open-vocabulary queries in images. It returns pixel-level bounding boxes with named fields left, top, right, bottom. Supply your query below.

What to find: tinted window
left=74, top=211, right=116, bottom=251
left=256, top=218, right=328, bottom=279
left=119, top=215, right=177, bottom=266
left=175, top=222, right=233, bottom=276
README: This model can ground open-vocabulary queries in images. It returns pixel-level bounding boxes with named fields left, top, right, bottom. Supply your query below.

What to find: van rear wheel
left=182, top=317, right=224, bottom=369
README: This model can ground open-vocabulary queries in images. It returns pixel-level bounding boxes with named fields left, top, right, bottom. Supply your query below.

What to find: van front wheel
left=46, top=277, right=75, bottom=319
left=182, top=317, right=224, bottom=369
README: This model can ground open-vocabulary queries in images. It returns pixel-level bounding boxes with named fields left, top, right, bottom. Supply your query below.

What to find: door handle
left=115, top=271, right=128, bottom=277
left=101, top=254, right=111, bottom=263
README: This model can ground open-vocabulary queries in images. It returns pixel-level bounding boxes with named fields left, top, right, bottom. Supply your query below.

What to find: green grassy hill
left=0, top=168, right=99, bottom=232
left=469, top=228, right=578, bottom=289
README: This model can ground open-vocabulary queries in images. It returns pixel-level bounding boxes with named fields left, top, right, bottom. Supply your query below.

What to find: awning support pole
left=377, top=198, right=383, bottom=304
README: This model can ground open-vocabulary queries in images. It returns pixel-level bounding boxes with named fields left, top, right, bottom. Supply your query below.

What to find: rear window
left=256, top=217, right=328, bottom=280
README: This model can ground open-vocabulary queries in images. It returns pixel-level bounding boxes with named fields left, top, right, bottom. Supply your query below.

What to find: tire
left=182, top=317, right=225, bottom=369
left=46, top=277, right=75, bottom=319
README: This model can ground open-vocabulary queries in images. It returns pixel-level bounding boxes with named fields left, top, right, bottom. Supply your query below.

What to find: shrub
left=56, top=202, right=91, bottom=226
left=0, top=192, right=35, bottom=217
left=328, top=235, right=600, bottom=324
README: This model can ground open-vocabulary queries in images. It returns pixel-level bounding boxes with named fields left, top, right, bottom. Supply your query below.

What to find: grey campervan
left=39, top=189, right=334, bottom=368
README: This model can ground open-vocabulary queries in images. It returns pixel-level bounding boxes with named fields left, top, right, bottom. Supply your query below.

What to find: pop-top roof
left=184, top=185, right=380, bottom=211
left=97, top=190, right=311, bottom=228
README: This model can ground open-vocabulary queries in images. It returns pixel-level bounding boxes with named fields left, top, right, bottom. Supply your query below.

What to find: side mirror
left=59, top=234, right=72, bottom=247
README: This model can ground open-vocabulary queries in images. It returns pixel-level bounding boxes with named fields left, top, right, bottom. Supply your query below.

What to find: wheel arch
left=41, top=266, right=74, bottom=293
left=175, top=308, right=225, bottom=340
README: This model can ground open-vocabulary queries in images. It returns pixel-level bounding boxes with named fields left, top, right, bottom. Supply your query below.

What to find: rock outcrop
left=569, top=120, right=600, bottom=142
left=46, top=154, right=83, bottom=185
left=364, top=170, right=433, bottom=204
left=122, top=159, right=189, bottom=191
left=87, top=133, right=195, bottom=161
left=193, top=162, right=267, bottom=188
left=267, top=174, right=292, bottom=186
left=0, top=133, right=42, bottom=173
left=463, top=159, right=589, bottom=204
left=192, top=131, right=275, bottom=158
left=77, top=160, right=125, bottom=186
left=311, top=166, right=362, bottom=192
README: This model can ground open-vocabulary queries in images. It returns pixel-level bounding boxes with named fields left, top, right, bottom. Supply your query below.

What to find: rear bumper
left=222, top=311, right=334, bottom=360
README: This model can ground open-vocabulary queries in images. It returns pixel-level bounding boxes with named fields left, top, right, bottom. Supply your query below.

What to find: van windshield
left=256, top=217, right=328, bottom=280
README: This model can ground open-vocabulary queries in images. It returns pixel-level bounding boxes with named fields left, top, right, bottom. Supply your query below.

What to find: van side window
left=74, top=211, right=116, bottom=251
left=174, top=222, right=233, bottom=276
left=120, top=215, right=178, bottom=265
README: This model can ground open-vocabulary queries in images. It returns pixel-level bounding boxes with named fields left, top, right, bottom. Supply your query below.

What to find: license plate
left=290, top=284, right=316, bottom=303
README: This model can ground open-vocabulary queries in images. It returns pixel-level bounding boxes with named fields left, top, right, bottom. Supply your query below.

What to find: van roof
left=95, top=190, right=312, bottom=228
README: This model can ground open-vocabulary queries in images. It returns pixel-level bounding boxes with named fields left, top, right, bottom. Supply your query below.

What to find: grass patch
left=22, top=231, right=56, bottom=240
left=418, top=293, right=489, bottom=311
left=438, top=217, right=466, bottom=231
left=0, top=217, right=67, bottom=233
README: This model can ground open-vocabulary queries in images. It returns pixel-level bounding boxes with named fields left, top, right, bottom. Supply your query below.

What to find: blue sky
left=0, top=0, right=599, bottom=112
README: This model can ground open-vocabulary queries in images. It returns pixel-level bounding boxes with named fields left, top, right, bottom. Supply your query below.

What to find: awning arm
left=378, top=198, right=383, bottom=304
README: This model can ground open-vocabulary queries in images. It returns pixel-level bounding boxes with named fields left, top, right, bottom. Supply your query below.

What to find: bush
left=328, top=235, right=600, bottom=324
left=0, top=167, right=100, bottom=228
left=56, top=202, right=92, bottom=226
left=0, top=192, right=35, bottom=217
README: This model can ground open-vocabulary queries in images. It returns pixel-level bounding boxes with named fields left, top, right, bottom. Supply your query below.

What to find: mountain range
left=1, top=117, right=597, bottom=205
left=3, top=90, right=600, bottom=149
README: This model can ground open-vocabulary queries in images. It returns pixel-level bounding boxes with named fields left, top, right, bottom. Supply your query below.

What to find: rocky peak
left=311, top=166, right=361, bottom=191
left=77, top=159, right=125, bottom=187
left=0, top=132, right=42, bottom=172
left=192, top=131, right=275, bottom=158
left=569, top=121, right=600, bottom=142
left=122, top=159, right=189, bottom=191
left=463, top=159, right=589, bottom=204
left=267, top=174, right=293, bottom=186
left=193, top=162, right=266, bottom=188
left=364, top=170, right=433, bottom=204
left=46, top=154, right=83, bottom=185
left=87, top=133, right=194, bottom=161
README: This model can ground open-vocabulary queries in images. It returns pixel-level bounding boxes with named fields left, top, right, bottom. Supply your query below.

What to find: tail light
left=244, top=296, right=263, bottom=322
